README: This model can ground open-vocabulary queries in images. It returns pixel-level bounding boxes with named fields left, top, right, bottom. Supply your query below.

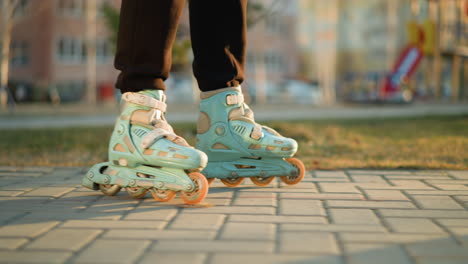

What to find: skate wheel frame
left=151, top=188, right=177, bottom=202
left=250, top=176, right=275, bottom=187
left=206, top=177, right=215, bottom=185
left=280, top=158, right=305, bottom=185
left=180, top=172, right=209, bottom=205
left=221, top=177, right=245, bottom=187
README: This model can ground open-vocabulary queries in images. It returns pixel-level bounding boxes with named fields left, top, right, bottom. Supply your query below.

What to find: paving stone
left=170, top=214, right=225, bottom=230
left=411, top=195, right=464, bottom=210
left=347, top=170, right=412, bottom=175
left=104, top=229, right=216, bottom=240
left=327, top=200, right=416, bottom=209
left=62, top=219, right=166, bottom=229
left=279, top=199, right=325, bottom=216
left=74, top=239, right=150, bottom=264
left=344, top=243, right=394, bottom=253
left=139, top=253, right=207, bottom=264
left=351, top=175, right=387, bottom=183
left=20, top=212, right=122, bottom=221
left=406, top=191, right=468, bottom=196
left=183, top=206, right=275, bottom=215
left=210, top=253, right=343, bottom=264
left=314, top=171, right=349, bottom=178
left=26, top=228, right=102, bottom=251
left=340, top=233, right=442, bottom=243
left=407, top=241, right=468, bottom=257
left=84, top=200, right=139, bottom=213
left=0, top=251, right=72, bottom=264
left=151, top=240, right=274, bottom=253
left=239, top=187, right=317, bottom=193
left=0, top=221, right=60, bottom=238
left=0, top=190, right=25, bottom=196
left=415, top=257, right=468, bottom=264
left=454, top=196, right=468, bottom=202
left=280, top=232, right=339, bottom=254
left=386, top=176, right=451, bottom=180
left=347, top=244, right=412, bottom=264
left=390, top=180, right=435, bottom=190
left=364, top=190, right=409, bottom=201
left=281, top=223, right=386, bottom=232
left=0, top=171, right=44, bottom=177
left=233, top=193, right=277, bottom=206
left=436, top=219, right=468, bottom=227
left=432, top=184, right=468, bottom=191
left=0, top=212, right=24, bottom=224
left=449, top=171, right=468, bottom=179
left=379, top=209, right=468, bottom=218
left=385, top=218, right=445, bottom=234
left=228, top=214, right=327, bottom=224
left=221, top=222, right=275, bottom=240
left=318, top=183, right=360, bottom=193
left=21, top=187, right=75, bottom=197
left=329, top=209, right=381, bottom=224
left=279, top=192, right=364, bottom=200
left=0, top=238, right=28, bottom=249
left=427, top=180, right=468, bottom=185
left=124, top=208, right=177, bottom=221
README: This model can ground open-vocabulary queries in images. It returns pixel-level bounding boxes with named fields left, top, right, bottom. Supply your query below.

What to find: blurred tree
left=0, top=0, right=21, bottom=110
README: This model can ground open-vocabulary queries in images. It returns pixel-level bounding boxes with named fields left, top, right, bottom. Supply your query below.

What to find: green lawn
left=1, top=116, right=467, bottom=169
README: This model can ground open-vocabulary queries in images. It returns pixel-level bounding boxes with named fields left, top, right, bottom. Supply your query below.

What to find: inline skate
left=82, top=90, right=209, bottom=204
left=196, top=86, right=305, bottom=187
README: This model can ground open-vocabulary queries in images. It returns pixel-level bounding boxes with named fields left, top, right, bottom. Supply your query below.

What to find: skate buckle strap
left=123, top=92, right=167, bottom=112
left=250, top=124, right=264, bottom=140
left=226, top=94, right=244, bottom=105
left=140, top=128, right=176, bottom=149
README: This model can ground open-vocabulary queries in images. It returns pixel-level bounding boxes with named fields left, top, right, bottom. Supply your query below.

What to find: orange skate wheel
left=151, top=188, right=177, bottom=202
left=250, top=176, right=275, bottom=187
left=221, top=177, right=244, bottom=187
left=280, top=158, right=305, bottom=185
left=206, top=177, right=215, bottom=185
left=180, top=172, right=209, bottom=205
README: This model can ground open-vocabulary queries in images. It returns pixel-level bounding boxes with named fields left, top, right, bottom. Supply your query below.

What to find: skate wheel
left=221, top=177, right=244, bottom=187
left=180, top=172, right=209, bottom=205
left=126, top=187, right=148, bottom=199
left=99, top=184, right=121, bottom=196
left=280, top=158, right=305, bottom=185
left=151, top=188, right=177, bottom=202
left=206, top=178, right=215, bottom=185
left=250, top=176, right=275, bottom=187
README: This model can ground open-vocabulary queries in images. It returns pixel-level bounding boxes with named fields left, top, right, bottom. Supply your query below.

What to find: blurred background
left=1, top=0, right=468, bottom=169
left=1, top=0, right=467, bottom=108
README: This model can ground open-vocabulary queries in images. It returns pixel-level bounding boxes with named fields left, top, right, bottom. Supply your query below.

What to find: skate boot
left=196, top=86, right=305, bottom=187
left=82, top=90, right=209, bottom=204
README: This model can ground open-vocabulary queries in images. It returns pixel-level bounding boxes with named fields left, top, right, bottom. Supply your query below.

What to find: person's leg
left=189, top=0, right=247, bottom=92
left=115, top=0, right=186, bottom=93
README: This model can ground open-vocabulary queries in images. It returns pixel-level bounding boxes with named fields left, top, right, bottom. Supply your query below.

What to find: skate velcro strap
left=123, top=92, right=167, bottom=112
left=226, top=94, right=244, bottom=105
left=250, top=124, right=264, bottom=140
left=140, top=128, right=175, bottom=149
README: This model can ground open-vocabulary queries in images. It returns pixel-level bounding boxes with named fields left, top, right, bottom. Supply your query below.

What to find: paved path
left=0, top=167, right=467, bottom=264
left=2, top=103, right=468, bottom=129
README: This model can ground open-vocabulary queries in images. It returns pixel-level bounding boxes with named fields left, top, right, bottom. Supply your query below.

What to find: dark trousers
left=115, top=0, right=247, bottom=93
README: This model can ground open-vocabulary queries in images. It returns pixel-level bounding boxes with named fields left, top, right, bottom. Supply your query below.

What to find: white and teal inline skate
left=196, top=86, right=305, bottom=187
left=82, top=90, right=209, bottom=204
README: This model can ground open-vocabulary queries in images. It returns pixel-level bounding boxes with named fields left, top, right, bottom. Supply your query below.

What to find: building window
left=57, top=37, right=86, bottom=63
left=96, top=39, right=113, bottom=63
left=11, top=41, right=29, bottom=67
left=264, top=52, right=284, bottom=72
left=57, top=0, right=84, bottom=17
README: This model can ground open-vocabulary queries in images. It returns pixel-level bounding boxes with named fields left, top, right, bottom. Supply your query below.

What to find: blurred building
left=2, top=0, right=119, bottom=102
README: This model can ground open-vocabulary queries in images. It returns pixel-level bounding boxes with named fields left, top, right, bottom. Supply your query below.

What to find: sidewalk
left=0, top=167, right=467, bottom=264
left=1, top=103, right=468, bottom=129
